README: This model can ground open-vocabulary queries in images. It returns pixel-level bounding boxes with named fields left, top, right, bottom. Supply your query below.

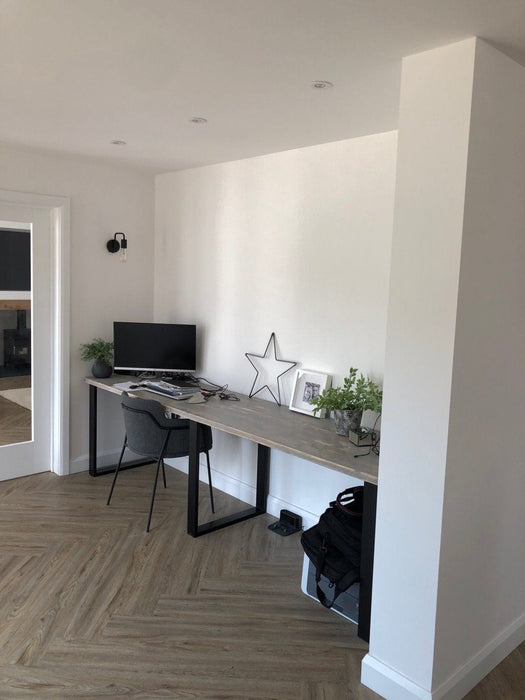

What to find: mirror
left=0, top=226, right=32, bottom=446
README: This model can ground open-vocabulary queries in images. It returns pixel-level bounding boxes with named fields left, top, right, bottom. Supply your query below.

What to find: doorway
left=0, top=224, right=32, bottom=447
left=0, top=191, right=69, bottom=480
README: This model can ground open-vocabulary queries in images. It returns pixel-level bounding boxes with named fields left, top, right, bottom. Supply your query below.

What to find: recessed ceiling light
left=111, top=140, right=127, bottom=145
left=190, top=117, right=208, bottom=124
left=311, top=80, right=334, bottom=89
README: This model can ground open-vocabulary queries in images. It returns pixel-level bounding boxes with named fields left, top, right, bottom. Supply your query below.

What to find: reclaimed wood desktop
left=86, top=375, right=378, bottom=641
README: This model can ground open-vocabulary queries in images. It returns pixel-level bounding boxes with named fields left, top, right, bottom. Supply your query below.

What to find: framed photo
left=289, top=369, right=331, bottom=418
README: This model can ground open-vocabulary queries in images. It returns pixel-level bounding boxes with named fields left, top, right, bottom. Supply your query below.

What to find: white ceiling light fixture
left=190, top=117, right=208, bottom=124
left=110, top=140, right=127, bottom=145
left=311, top=80, right=334, bottom=89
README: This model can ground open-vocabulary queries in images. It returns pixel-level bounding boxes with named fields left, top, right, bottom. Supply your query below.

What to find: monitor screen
left=113, top=322, right=197, bottom=373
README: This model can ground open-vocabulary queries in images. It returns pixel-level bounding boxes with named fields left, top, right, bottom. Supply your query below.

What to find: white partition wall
left=154, top=133, right=397, bottom=524
left=363, top=38, right=525, bottom=700
left=433, top=39, right=525, bottom=696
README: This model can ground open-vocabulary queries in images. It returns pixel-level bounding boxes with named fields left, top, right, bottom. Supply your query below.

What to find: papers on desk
left=113, top=381, right=206, bottom=402
left=113, top=381, right=140, bottom=392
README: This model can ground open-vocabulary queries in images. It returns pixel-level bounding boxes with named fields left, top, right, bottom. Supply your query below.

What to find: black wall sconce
left=106, top=232, right=128, bottom=262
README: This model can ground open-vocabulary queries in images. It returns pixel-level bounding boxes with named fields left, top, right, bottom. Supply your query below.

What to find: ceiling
left=2, top=0, right=525, bottom=173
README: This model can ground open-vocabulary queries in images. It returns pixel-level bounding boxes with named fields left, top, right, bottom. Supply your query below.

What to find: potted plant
left=80, top=338, right=114, bottom=378
left=310, top=367, right=382, bottom=436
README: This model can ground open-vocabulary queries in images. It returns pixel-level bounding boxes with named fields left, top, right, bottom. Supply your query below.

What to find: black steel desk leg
left=187, top=435, right=270, bottom=538
left=255, top=444, right=270, bottom=513
left=187, top=420, right=200, bottom=536
left=358, top=481, right=377, bottom=643
left=89, top=385, right=98, bottom=477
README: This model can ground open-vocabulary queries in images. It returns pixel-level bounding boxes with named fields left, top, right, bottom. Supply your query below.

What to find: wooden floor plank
left=0, top=468, right=522, bottom=698
left=0, top=375, right=31, bottom=446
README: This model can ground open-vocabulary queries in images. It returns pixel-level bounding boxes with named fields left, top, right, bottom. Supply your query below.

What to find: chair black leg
left=107, top=440, right=127, bottom=505
left=147, top=457, right=163, bottom=532
left=146, top=434, right=170, bottom=532
left=161, top=458, right=167, bottom=489
left=205, top=450, right=215, bottom=514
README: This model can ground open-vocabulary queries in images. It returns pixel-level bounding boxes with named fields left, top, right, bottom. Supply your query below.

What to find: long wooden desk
left=86, top=375, right=378, bottom=641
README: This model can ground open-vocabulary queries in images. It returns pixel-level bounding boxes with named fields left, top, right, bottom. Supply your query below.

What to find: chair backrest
left=121, top=394, right=212, bottom=460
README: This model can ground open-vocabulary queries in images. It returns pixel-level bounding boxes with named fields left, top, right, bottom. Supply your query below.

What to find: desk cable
left=354, top=414, right=381, bottom=458
left=194, top=376, right=240, bottom=402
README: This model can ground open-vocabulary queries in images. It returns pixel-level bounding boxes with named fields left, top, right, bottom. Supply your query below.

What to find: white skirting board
left=70, top=451, right=217, bottom=481
left=69, top=449, right=122, bottom=473
left=189, top=462, right=320, bottom=527
left=69, top=453, right=321, bottom=526
left=361, top=611, right=525, bottom=700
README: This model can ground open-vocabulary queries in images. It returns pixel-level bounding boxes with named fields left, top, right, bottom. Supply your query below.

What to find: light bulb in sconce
left=120, top=236, right=127, bottom=262
left=106, top=232, right=128, bottom=262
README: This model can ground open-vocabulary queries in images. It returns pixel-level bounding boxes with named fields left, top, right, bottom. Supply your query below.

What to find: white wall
left=155, top=133, right=397, bottom=522
left=0, top=144, right=155, bottom=469
left=434, top=40, right=525, bottom=693
left=363, top=39, right=476, bottom=697
left=362, top=38, right=525, bottom=700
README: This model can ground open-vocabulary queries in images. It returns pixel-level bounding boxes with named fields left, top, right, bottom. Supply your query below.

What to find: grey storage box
left=301, top=554, right=359, bottom=624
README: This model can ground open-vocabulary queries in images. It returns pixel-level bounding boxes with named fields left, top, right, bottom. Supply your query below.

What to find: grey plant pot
left=333, top=408, right=363, bottom=437
left=92, top=360, right=112, bottom=378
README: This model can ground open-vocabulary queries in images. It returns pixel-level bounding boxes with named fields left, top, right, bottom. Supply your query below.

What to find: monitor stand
left=161, top=371, right=198, bottom=387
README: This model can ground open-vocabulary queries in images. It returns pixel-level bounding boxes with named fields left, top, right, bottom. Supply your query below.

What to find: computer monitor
left=113, top=321, right=197, bottom=374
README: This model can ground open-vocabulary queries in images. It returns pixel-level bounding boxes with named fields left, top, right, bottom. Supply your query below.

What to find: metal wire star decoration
left=245, top=332, right=298, bottom=406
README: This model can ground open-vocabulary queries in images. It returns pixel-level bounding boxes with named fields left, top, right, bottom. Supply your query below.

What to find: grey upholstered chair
left=107, top=394, right=214, bottom=531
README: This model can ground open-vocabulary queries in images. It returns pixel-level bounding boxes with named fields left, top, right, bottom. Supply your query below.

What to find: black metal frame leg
left=89, top=384, right=98, bottom=476
left=358, top=481, right=377, bottom=642
left=187, top=420, right=270, bottom=537
left=88, top=384, right=153, bottom=477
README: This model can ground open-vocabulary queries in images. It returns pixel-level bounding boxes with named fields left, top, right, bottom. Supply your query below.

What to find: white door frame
left=0, top=189, right=70, bottom=475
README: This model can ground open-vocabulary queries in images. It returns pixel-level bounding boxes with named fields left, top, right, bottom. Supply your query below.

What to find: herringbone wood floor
left=0, top=467, right=378, bottom=699
left=0, top=468, right=522, bottom=698
left=0, top=375, right=31, bottom=447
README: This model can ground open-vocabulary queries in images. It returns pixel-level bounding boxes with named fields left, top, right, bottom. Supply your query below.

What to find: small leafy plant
left=310, top=367, right=382, bottom=415
left=80, top=338, right=114, bottom=365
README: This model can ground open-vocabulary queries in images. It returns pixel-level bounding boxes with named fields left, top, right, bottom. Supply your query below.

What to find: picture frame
left=289, top=369, right=332, bottom=418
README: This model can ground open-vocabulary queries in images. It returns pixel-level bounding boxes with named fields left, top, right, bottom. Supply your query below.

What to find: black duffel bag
left=301, top=486, right=363, bottom=608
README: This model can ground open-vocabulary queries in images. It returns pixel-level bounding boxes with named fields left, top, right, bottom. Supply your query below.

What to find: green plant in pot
left=310, top=367, right=382, bottom=436
left=80, top=338, right=114, bottom=378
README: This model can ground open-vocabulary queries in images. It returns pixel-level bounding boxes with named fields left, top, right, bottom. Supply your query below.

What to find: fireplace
left=3, top=327, right=31, bottom=369
left=2, top=308, right=31, bottom=371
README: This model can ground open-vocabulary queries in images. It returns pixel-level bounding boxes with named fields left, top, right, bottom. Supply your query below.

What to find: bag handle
left=334, top=486, right=363, bottom=515
left=316, top=581, right=340, bottom=609
left=314, top=533, right=338, bottom=609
